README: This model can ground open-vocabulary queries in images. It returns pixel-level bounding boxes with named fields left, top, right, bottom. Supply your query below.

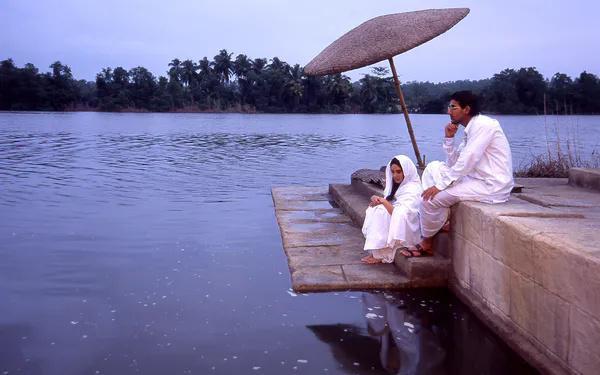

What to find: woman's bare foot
left=361, top=254, right=382, bottom=264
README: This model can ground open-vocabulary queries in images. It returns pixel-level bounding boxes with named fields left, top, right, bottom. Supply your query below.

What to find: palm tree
left=283, top=64, right=304, bottom=111
left=244, top=58, right=267, bottom=109
left=180, top=60, right=197, bottom=87
left=212, top=49, right=234, bottom=83
left=267, top=57, right=290, bottom=76
left=198, top=57, right=213, bottom=81
left=233, top=54, right=252, bottom=81
left=196, top=56, right=220, bottom=109
left=289, top=64, right=303, bottom=81
left=180, top=59, right=198, bottom=106
left=251, top=58, right=267, bottom=75
left=168, top=58, right=182, bottom=83
left=264, top=57, right=290, bottom=109
left=325, top=73, right=352, bottom=109
left=233, top=54, right=252, bottom=107
left=359, top=74, right=378, bottom=113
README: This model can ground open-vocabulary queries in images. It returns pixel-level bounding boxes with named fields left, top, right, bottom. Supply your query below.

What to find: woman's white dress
left=362, top=155, right=423, bottom=263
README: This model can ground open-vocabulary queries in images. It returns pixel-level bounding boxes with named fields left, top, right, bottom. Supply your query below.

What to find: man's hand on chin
left=422, top=186, right=441, bottom=201
left=445, top=122, right=459, bottom=138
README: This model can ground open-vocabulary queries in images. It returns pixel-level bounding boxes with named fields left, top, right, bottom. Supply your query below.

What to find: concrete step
left=328, top=183, right=369, bottom=227
left=394, top=251, right=450, bottom=288
left=351, top=178, right=382, bottom=198
left=569, top=167, right=600, bottom=192
left=329, top=182, right=451, bottom=288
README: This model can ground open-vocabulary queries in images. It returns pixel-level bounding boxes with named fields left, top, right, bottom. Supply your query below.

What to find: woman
left=361, top=155, right=422, bottom=264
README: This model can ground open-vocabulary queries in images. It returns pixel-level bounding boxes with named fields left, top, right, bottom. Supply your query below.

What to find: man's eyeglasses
left=447, top=104, right=460, bottom=110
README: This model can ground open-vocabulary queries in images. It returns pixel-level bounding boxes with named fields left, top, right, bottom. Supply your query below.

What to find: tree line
left=1, top=50, right=599, bottom=114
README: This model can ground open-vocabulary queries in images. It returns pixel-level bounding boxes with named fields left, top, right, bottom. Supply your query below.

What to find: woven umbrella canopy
left=304, top=8, right=470, bottom=169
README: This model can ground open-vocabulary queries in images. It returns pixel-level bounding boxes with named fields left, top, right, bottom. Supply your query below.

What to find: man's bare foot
left=418, top=238, right=434, bottom=253
left=441, top=220, right=451, bottom=232
left=361, top=254, right=382, bottom=264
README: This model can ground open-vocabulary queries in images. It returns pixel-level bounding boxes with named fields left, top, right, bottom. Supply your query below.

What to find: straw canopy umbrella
left=304, top=8, right=470, bottom=169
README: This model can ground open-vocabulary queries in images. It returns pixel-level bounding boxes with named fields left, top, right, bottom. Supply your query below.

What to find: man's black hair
left=450, top=91, right=481, bottom=116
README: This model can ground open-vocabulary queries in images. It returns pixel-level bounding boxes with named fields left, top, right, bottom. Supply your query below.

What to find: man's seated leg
left=418, top=191, right=461, bottom=253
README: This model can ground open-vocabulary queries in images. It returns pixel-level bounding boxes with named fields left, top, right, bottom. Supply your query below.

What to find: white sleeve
left=436, top=126, right=495, bottom=190
left=443, top=137, right=461, bottom=167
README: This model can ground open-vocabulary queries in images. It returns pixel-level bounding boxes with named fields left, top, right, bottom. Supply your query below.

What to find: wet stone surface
left=272, top=186, right=411, bottom=292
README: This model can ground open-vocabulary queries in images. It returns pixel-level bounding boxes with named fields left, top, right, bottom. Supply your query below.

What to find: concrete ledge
left=451, top=178, right=600, bottom=375
left=569, top=168, right=600, bottom=192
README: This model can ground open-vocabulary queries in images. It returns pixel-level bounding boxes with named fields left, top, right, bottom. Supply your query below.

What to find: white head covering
left=382, top=155, right=422, bottom=202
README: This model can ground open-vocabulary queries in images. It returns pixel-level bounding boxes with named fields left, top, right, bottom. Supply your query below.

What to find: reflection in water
left=310, top=291, right=537, bottom=375
left=362, top=293, right=445, bottom=375
left=307, top=324, right=384, bottom=373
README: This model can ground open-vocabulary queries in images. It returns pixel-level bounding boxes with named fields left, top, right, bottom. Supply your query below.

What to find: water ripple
left=1, top=113, right=599, bottom=208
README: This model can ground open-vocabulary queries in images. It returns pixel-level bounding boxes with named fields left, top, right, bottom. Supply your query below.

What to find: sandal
left=400, top=244, right=433, bottom=258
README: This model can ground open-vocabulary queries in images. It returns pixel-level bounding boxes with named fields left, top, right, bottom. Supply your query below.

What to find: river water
left=2, top=112, right=598, bottom=374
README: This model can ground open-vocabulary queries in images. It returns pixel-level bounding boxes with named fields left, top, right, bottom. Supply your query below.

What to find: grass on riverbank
left=515, top=153, right=599, bottom=177
left=515, top=114, right=599, bottom=177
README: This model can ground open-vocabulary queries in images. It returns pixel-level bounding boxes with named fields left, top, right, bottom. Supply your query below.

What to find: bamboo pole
left=388, top=57, right=424, bottom=169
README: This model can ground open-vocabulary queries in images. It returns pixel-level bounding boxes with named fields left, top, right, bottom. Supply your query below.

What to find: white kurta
left=362, top=155, right=422, bottom=262
left=427, top=114, right=514, bottom=203
left=420, top=114, right=514, bottom=238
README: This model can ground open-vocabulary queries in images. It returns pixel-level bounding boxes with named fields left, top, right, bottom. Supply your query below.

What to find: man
left=401, top=91, right=513, bottom=257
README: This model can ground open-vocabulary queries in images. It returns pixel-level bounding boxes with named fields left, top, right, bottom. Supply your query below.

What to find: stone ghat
left=450, top=173, right=600, bottom=375
left=272, top=168, right=600, bottom=375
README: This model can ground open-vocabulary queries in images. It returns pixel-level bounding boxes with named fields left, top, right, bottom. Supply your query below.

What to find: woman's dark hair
left=385, top=158, right=402, bottom=201
left=450, top=90, right=481, bottom=116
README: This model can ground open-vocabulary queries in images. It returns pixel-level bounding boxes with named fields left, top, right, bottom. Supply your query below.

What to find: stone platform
left=271, top=186, right=411, bottom=292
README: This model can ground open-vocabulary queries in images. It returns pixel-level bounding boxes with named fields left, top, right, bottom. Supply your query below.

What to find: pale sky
left=2, top=0, right=598, bottom=83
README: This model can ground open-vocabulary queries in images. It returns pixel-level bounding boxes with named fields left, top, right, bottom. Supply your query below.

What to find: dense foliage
left=1, top=51, right=599, bottom=114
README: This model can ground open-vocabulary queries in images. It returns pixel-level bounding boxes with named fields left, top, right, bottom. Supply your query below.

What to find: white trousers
left=362, top=205, right=421, bottom=263
left=419, top=161, right=461, bottom=238
left=419, top=190, right=461, bottom=238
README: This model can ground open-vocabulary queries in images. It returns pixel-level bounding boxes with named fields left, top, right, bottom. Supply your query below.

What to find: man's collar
left=463, top=115, right=477, bottom=135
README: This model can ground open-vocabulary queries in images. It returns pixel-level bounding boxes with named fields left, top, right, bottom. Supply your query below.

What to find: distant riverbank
left=5, top=107, right=600, bottom=116
left=2, top=54, right=600, bottom=115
